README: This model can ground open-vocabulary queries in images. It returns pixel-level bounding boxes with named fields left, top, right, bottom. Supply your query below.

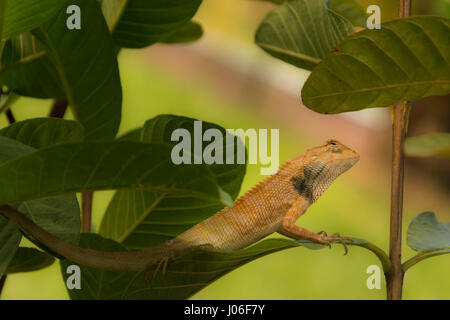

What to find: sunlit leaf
left=329, top=0, right=367, bottom=27
left=255, top=0, right=354, bottom=70
left=302, top=16, right=450, bottom=113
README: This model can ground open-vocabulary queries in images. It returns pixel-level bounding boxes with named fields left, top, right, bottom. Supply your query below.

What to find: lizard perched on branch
left=0, top=139, right=359, bottom=276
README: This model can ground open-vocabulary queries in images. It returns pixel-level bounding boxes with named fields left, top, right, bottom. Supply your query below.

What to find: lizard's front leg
left=277, top=197, right=352, bottom=252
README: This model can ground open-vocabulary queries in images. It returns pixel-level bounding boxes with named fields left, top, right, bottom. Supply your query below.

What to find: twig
left=81, top=191, right=93, bottom=233
left=5, top=108, right=15, bottom=123
left=386, top=0, right=411, bottom=301
left=49, top=98, right=68, bottom=118
left=0, top=275, right=6, bottom=297
left=49, top=99, right=94, bottom=232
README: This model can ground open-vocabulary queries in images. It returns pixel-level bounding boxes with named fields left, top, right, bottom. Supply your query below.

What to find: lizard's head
left=305, top=139, right=360, bottom=169
left=290, top=139, right=359, bottom=202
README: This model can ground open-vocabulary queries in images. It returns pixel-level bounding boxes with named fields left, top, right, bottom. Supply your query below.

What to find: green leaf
left=329, top=0, right=367, bottom=27
left=99, top=115, right=246, bottom=249
left=302, top=16, right=450, bottom=114
left=0, top=32, right=61, bottom=98
left=159, top=21, right=203, bottom=44
left=0, top=136, right=79, bottom=275
left=0, top=140, right=233, bottom=208
left=255, top=0, right=354, bottom=71
left=60, top=234, right=300, bottom=300
left=407, top=212, right=450, bottom=252
left=0, top=118, right=84, bottom=149
left=1, top=0, right=66, bottom=40
left=5, top=247, right=54, bottom=274
left=403, top=212, right=450, bottom=272
left=17, top=194, right=81, bottom=244
left=405, top=132, right=450, bottom=158
left=0, top=215, right=21, bottom=277
left=100, top=0, right=202, bottom=48
left=0, top=136, right=81, bottom=245
left=1, top=0, right=123, bottom=140
left=35, top=0, right=122, bottom=140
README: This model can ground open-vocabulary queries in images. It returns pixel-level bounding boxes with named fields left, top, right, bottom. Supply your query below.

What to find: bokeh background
left=1, top=0, right=449, bottom=299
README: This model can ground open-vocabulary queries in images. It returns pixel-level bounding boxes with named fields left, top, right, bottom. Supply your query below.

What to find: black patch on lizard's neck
left=291, top=162, right=327, bottom=202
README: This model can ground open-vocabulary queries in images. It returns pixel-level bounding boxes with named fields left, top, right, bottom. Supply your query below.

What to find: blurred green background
left=1, top=0, right=449, bottom=299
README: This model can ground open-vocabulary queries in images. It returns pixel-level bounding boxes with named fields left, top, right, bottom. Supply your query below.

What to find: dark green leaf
left=0, top=136, right=81, bottom=245
left=1, top=0, right=66, bottom=40
left=1, top=0, right=122, bottom=140
left=405, top=132, right=450, bottom=158
left=407, top=211, right=450, bottom=252
left=0, top=140, right=233, bottom=207
left=0, top=216, right=21, bottom=277
left=0, top=118, right=84, bottom=149
left=5, top=247, right=54, bottom=274
left=160, top=21, right=203, bottom=44
left=99, top=115, right=246, bottom=249
left=302, top=16, right=450, bottom=113
left=255, top=0, right=354, bottom=71
left=0, top=32, right=61, bottom=98
left=100, top=0, right=202, bottom=48
left=35, top=0, right=122, bottom=140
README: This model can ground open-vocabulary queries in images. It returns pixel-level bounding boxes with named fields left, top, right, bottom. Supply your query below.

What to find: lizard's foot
left=143, top=256, right=171, bottom=288
left=142, top=243, right=215, bottom=288
left=319, top=232, right=353, bottom=255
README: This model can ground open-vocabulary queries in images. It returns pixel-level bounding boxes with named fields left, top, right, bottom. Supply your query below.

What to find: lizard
left=0, top=139, right=359, bottom=279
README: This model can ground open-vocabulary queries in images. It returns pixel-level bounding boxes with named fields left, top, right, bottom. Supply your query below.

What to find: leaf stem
left=402, top=250, right=450, bottom=272
left=352, top=241, right=391, bottom=274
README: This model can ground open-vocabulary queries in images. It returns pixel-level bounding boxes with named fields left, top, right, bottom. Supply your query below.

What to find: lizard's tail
left=0, top=205, right=189, bottom=273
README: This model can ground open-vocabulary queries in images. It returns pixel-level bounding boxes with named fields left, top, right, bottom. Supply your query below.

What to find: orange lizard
left=0, top=139, right=359, bottom=277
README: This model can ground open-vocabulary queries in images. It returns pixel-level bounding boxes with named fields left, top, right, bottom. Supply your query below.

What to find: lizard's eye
left=329, top=141, right=337, bottom=146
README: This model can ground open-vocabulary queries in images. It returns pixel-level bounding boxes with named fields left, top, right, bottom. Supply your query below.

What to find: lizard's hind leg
left=143, top=243, right=215, bottom=287
left=143, top=256, right=171, bottom=287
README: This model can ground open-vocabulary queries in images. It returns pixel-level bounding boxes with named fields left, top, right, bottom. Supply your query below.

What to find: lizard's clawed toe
left=319, top=232, right=353, bottom=255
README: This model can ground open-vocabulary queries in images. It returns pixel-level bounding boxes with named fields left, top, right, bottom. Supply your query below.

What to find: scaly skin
left=0, top=139, right=359, bottom=273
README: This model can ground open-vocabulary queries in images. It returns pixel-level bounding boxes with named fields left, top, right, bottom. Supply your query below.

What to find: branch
left=48, top=99, right=94, bottom=232
left=386, top=0, right=411, bottom=301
